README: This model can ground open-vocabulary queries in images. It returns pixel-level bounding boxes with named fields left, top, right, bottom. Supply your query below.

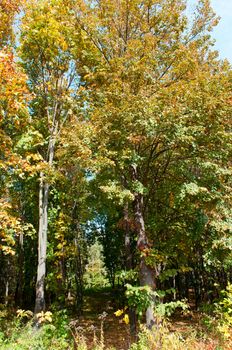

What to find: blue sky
left=211, top=0, right=232, bottom=62
left=188, top=0, right=232, bottom=62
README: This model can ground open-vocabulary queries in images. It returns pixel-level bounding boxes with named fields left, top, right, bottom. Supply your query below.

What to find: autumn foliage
left=0, top=0, right=232, bottom=348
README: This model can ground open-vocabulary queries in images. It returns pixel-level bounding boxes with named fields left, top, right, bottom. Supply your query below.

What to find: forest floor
left=75, top=289, right=130, bottom=349
left=1, top=288, right=231, bottom=350
left=71, top=288, right=232, bottom=350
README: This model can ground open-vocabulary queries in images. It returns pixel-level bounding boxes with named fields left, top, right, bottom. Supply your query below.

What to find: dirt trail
left=73, top=290, right=130, bottom=350
left=70, top=289, right=232, bottom=350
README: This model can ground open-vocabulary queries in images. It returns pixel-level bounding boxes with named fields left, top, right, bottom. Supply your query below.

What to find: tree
left=0, top=0, right=32, bottom=256
left=83, top=240, right=108, bottom=289
left=64, top=0, right=232, bottom=327
left=0, top=0, right=21, bottom=46
left=0, top=0, right=39, bottom=306
left=19, top=0, right=79, bottom=314
left=0, top=0, right=231, bottom=336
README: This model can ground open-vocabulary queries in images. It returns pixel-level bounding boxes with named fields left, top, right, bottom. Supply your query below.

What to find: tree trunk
left=133, top=188, right=156, bottom=328
left=74, top=235, right=84, bottom=315
left=123, top=203, right=137, bottom=338
left=34, top=172, right=49, bottom=314
left=5, top=280, right=9, bottom=306
left=34, top=135, right=55, bottom=314
left=123, top=204, right=133, bottom=271
left=15, top=233, right=24, bottom=307
left=139, top=256, right=156, bottom=328
left=131, top=164, right=156, bottom=328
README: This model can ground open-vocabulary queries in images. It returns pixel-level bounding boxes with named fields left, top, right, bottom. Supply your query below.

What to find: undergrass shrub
left=0, top=309, right=71, bottom=350
left=0, top=323, right=70, bottom=350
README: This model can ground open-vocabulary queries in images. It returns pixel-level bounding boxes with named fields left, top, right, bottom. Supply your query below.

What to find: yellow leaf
left=122, top=314, right=129, bottom=325
left=114, top=309, right=124, bottom=317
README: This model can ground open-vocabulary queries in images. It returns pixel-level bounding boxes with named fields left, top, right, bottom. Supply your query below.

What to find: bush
left=214, top=283, right=232, bottom=339
left=0, top=309, right=70, bottom=350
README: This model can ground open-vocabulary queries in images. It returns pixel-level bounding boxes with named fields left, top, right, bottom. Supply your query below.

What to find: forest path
left=74, top=289, right=130, bottom=350
left=71, top=289, right=230, bottom=350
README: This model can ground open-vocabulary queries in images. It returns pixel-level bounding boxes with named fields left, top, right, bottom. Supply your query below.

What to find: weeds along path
left=74, top=288, right=130, bottom=350
left=70, top=289, right=232, bottom=350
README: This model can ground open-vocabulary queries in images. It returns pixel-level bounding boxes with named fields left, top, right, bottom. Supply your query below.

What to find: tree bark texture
left=34, top=172, right=49, bottom=314
left=34, top=134, right=55, bottom=314
left=131, top=165, right=156, bottom=329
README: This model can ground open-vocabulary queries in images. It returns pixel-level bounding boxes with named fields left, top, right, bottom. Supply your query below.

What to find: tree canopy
left=0, top=0, right=231, bottom=347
